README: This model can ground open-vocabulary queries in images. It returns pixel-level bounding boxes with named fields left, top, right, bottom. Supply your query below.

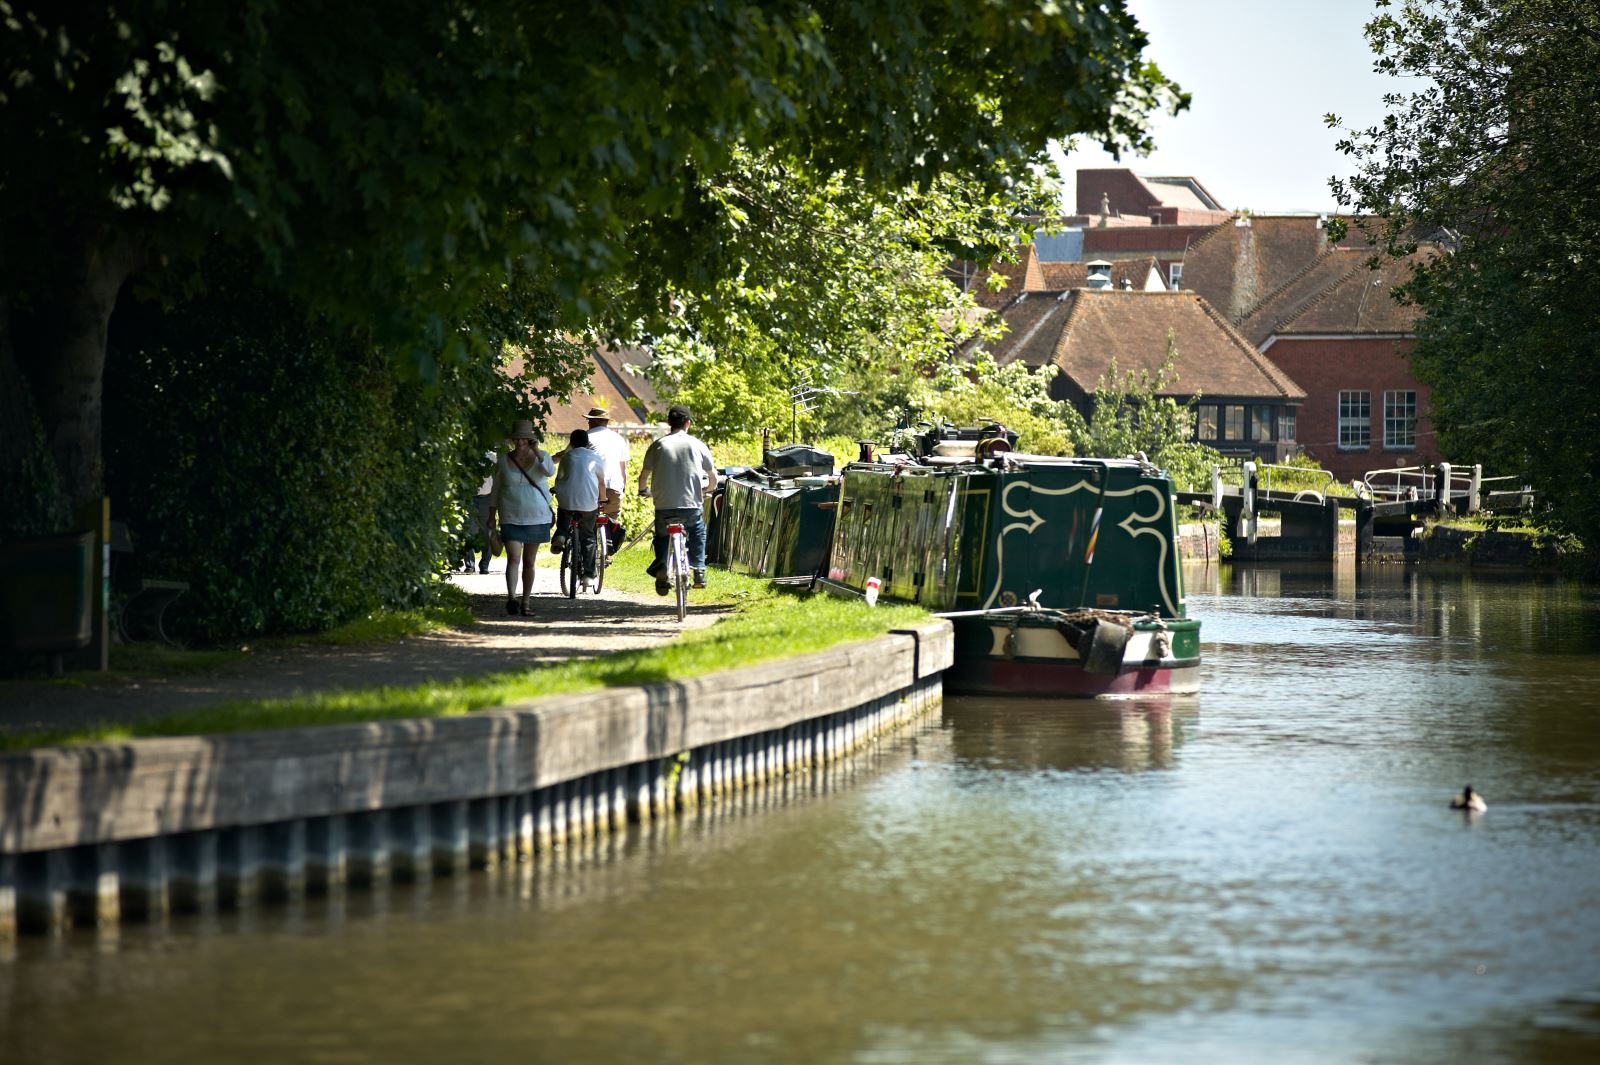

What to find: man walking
left=639, top=404, right=717, bottom=594
left=583, top=405, right=631, bottom=549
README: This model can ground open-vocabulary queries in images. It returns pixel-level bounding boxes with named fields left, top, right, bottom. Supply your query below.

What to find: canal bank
left=1, top=615, right=952, bottom=939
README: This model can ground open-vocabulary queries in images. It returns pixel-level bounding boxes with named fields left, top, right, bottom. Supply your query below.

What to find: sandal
left=506, top=598, right=520, bottom=615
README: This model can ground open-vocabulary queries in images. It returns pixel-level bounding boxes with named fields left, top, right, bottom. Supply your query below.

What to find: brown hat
left=584, top=406, right=610, bottom=421
left=510, top=419, right=537, bottom=440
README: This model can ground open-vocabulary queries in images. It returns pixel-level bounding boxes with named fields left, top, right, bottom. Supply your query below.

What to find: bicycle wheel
left=673, top=532, right=688, bottom=622
left=559, top=526, right=578, bottom=599
left=593, top=525, right=608, bottom=593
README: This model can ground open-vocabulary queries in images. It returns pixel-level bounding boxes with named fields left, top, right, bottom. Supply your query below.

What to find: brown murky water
left=5, top=563, right=1600, bottom=1063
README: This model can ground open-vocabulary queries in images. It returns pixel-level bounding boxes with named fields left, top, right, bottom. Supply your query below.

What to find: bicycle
left=665, top=520, right=690, bottom=621
left=557, top=510, right=609, bottom=598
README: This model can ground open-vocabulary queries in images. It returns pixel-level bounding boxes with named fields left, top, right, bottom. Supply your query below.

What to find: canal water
left=5, top=564, right=1600, bottom=1064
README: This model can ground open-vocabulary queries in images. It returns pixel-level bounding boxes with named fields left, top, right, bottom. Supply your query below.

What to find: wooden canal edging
left=0, top=619, right=953, bottom=939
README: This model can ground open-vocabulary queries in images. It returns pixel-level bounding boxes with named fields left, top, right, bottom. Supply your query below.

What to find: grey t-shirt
left=641, top=432, right=716, bottom=510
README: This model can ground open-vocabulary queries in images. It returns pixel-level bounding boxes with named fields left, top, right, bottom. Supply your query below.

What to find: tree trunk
left=11, top=228, right=143, bottom=513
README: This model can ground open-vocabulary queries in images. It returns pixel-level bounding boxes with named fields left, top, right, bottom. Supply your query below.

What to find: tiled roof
left=1233, top=247, right=1372, bottom=346
left=985, top=291, right=1073, bottom=367
left=1038, top=257, right=1162, bottom=291
left=1181, top=215, right=1340, bottom=321
left=1271, top=253, right=1425, bottom=337
left=522, top=345, right=661, bottom=432
left=963, top=245, right=1043, bottom=310
left=1049, top=290, right=1305, bottom=401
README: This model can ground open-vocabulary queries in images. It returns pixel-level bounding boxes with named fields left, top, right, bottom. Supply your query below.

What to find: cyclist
left=551, top=429, right=610, bottom=589
left=638, top=404, right=717, bottom=595
left=583, top=405, right=631, bottom=552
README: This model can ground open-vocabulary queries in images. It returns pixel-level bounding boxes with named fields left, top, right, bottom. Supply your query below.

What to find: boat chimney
left=1086, top=260, right=1114, bottom=290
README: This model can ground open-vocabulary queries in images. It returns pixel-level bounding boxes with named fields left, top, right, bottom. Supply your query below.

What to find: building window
left=1278, top=411, right=1297, bottom=443
left=1338, top=391, right=1371, bottom=449
left=1195, top=404, right=1218, bottom=440
left=1384, top=390, right=1416, bottom=448
left=1224, top=405, right=1245, bottom=441
left=1168, top=262, right=1183, bottom=290
left=1250, top=406, right=1274, bottom=441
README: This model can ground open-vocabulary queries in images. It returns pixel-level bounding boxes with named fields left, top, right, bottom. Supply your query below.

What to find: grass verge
left=0, top=547, right=926, bottom=750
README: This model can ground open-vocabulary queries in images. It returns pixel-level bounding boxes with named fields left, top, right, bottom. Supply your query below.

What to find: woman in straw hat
left=488, top=419, right=555, bottom=614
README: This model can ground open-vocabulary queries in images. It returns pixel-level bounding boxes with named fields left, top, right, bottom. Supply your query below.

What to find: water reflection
left=943, top=697, right=1196, bottom=774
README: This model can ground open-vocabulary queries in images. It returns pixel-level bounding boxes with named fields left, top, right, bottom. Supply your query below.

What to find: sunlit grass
left=0, top=547, right=927, bottom=750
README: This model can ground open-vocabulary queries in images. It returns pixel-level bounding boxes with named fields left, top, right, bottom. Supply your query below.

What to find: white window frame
left=1168, top=262, right=1183, bottom=290
left=1383, top=390, right=1417, bottom=449
left=1338, top=390, right=1371, bottom=450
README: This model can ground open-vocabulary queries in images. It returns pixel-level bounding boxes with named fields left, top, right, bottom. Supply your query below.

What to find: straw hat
left=584, top=406, right=610, bottom=421
left=510, top=419, right=537, bottom=440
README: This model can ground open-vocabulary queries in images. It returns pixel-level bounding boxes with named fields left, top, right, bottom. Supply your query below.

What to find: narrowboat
left=821, top=425, right=1201, bottom=697
left=715, top=443, right=840, bottom=581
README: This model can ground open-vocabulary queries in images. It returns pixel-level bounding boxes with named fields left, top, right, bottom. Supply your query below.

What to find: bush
left=106, top=265, right=459, bottom=640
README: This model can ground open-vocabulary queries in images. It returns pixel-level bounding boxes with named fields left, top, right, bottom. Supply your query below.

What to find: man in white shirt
left=584, top=406, right=631, bottom=548
left=639, top=404, right=718, bottom=594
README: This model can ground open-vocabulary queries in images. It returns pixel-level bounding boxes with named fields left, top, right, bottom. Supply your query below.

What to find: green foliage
left=104, top=249, right=589, bottom=640
left=643, top=148, right=1041, bottom=441
left=2, top=0, right=1181, bottom=371
left=897, top=353, right=1084, bottom=456
left=881, top=344, right=1223, bottom=492
left=0, top=399, right=69, bottom=541
left=1330, top=0, right=1600, bottom=554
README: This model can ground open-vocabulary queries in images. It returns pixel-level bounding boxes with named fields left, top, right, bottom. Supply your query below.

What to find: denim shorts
left=501, top=522, right=551, bottom=545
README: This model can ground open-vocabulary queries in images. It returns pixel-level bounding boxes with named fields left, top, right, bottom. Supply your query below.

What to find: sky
left=1053, top=0, right=1406, bottom=214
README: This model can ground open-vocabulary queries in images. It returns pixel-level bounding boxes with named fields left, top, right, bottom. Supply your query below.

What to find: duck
left=1450, top=785, right=1488, bottom=813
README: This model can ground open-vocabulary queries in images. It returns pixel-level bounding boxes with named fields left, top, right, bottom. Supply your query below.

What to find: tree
left=1, top=0, right=1182, bottom=531
left=1329, top=0, right=1600, bottom=549
left=643, top=149, right=1037, bottom=438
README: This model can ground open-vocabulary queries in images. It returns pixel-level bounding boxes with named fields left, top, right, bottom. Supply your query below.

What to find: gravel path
left=0, top=567, right=723, bottom=737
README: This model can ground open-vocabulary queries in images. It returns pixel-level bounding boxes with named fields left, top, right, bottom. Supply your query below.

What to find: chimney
left=1086, top=260, right=1113, bottom=290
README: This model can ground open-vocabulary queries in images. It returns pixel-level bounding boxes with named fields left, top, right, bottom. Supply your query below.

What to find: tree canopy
left=1, top=0, right=1181, bottom=528
left=1329, top=0, right=1600, bottom=551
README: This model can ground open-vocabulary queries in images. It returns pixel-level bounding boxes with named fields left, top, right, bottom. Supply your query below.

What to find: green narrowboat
left=822, top=433, right=1201, bottom=697
left=715, top=444, right=840, bottom=581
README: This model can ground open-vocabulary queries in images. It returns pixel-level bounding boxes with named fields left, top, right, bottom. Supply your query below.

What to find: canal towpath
left=0, top=568, right=723, bottom=739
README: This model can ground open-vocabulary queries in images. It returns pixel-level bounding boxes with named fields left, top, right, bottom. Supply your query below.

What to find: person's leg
left=521, top=544, right=538, bottom=609
left=650, top=510, right=669, bottom=575
left=475, top=498, right=494, bottom=572
left=578, top=511, right=598, bottom=578
left=503, top=539, right=524, bottom=610
left=688, top=512, right=708, bottom=586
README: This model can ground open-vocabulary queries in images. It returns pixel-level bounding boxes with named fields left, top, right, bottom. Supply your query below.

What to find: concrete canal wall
left=0, top=620, right=952, bottom=938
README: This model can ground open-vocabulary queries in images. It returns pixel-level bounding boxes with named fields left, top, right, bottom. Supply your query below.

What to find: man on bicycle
left=583, top=405, right=631, bottom=552
left=551, top=429, right=610, bottom=588
left=639, top=404, right=717, bottom=595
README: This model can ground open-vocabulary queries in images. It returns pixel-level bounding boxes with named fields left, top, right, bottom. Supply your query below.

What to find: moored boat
left=820, top=424, right=1201, bottom=697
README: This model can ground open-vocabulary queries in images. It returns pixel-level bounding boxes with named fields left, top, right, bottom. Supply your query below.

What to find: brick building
left=1180, top=215, right=1438, bottom=482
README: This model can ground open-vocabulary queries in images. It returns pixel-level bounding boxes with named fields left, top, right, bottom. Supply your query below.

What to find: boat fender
left=1003, top=617, right=1021, bottom=659
left=1055, top=619, right=1088, bottom=652
left=1152, top=628, right=1172, bottom=660
left=1083, top=620, right=1129, bottom=675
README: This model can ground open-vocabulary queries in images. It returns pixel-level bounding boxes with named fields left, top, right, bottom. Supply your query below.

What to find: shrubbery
left=105, top=272, right=461, bottom=640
